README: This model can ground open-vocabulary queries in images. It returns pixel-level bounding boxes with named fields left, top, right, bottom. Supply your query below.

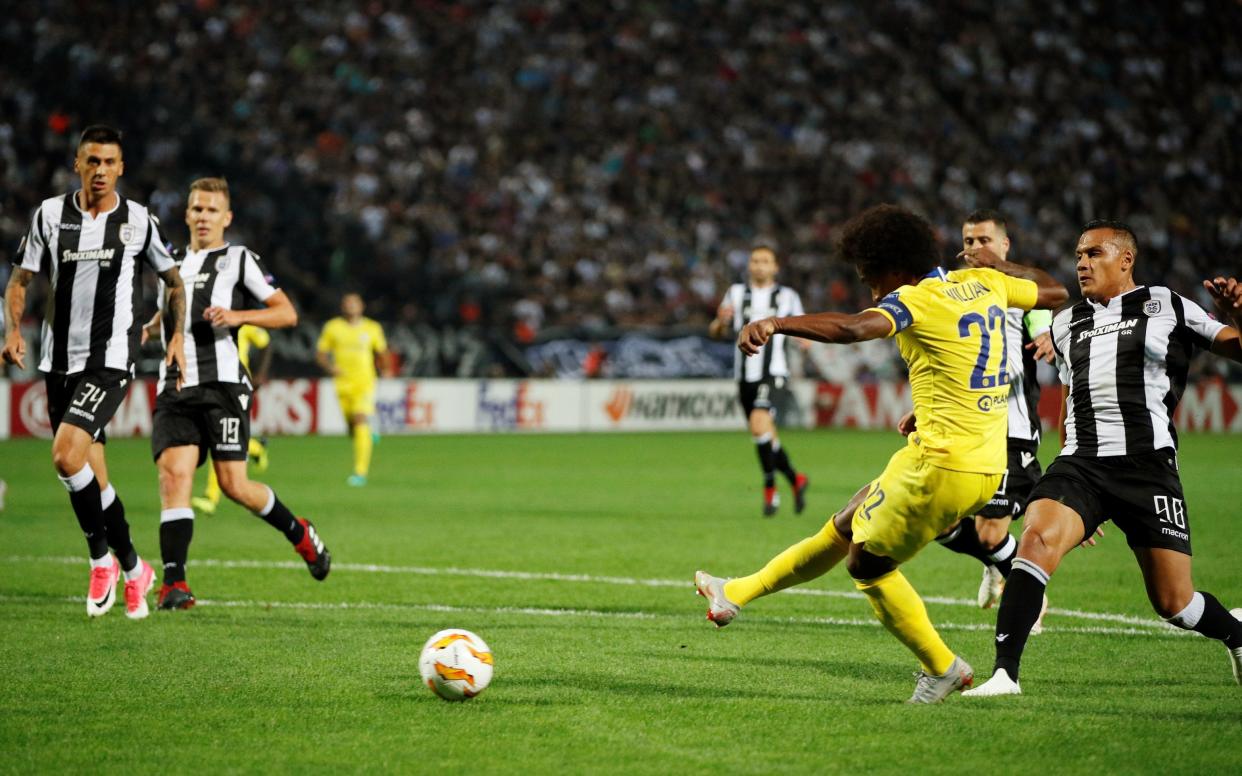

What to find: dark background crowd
left=2, top=0, right=1240, bottom=377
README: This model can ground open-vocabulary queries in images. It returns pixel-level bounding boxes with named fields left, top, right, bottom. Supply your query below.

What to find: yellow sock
left=854, top=570, right=955, bottom=675
left=248, top=438, right=264, bottom=458
left=724, top=518, right=850, bottom=606
left=204, top=465, right=221, bottom=506
left=352, top=423, right=373, bottom=476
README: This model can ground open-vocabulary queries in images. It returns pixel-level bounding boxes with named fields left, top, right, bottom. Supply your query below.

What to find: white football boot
left=963, top=668, right=1022, bottom=697
left=1230, top=608, right=1242, bottom=685
left=977, top=566, right=1004, bottom=609
left=908, top=656, right=974, bottom=704
left=694, top=571, right=740, bottom=628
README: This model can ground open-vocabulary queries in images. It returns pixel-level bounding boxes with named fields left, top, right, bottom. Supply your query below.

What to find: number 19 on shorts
left=219, top=417, right=241, bottom=444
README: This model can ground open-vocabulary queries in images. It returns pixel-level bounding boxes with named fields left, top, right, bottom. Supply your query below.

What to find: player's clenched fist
left=737, top=318, right=777, bottom=356
left=1204, top=276, right=1242, bottom=321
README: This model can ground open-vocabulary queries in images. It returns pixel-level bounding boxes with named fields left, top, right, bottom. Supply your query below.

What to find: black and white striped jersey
left=1004, top=308, right=1049, bottom=443
left=15, top=192, right=175, bottom=375
left=1050, top=286, right=1226, bottom=456
left=722, top=283, right=804, bottom=382
left=157, top=243, right=278, bottom=392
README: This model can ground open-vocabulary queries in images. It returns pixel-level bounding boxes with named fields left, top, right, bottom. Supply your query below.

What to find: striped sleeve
left=240, top=249, right=278, bottom=303
left=143, top=214, right=176, bottom=273
left=1177, top=293, right=1227, bottom=349
left=16, top=205, right=47, bottom=272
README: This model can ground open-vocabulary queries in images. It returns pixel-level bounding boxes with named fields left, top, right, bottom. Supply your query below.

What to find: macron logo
left=996, top=633, right=1009, bottom=643
left=1020, top=452, right=1036, bottom=469
left=1076, top=318, right=1138, bottom=343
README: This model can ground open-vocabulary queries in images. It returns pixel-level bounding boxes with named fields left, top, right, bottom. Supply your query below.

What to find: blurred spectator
left=1, top=1, right=1238, bottom=378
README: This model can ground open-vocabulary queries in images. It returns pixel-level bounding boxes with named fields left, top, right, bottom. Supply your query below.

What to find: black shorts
left=152, top=380, right=253, bottom=467
left=1027, top=449, right=1190, bottom=555
left=44, top=368, right=132, bottom=444
left=738, top=377, right=785, bottom=417
left=978, top=440, right=1042, bottom=519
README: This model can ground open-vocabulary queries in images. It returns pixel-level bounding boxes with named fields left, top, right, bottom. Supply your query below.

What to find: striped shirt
left=157, top=244, right=278, bottom=392
left=722, top=283, right=804, bottom=382
left=1050, top=286, right=1225, bottom=456
left=1004, top=309, right=1050, bottom=443
left=16, top=192, right=175, bottom=374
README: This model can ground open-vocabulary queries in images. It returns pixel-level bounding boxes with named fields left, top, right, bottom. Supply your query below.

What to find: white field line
left=0, top=592, right=1188, bottom=640
left=2, top=554, right=1182, bottom=634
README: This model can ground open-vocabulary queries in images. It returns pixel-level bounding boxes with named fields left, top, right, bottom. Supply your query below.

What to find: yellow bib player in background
left=190, top=324, right=272, bottom=515
left=317, top=292, right=391, bottom=486
left=695, top=205, right=1068, bottom=703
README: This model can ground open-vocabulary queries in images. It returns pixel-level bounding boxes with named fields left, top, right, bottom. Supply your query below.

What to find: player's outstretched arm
left=737, top=310, right=891, bottom=355
left=203, top=290, right=298, bottom=330
left=960, top=247, right=1068, bottom=309
left=1205, top=276, right=1242, bottom=363
left=2, top=268, right=35, bottom=369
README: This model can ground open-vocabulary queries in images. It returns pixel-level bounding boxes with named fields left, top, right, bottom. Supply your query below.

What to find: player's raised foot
left=123, top=560, right=156, bottom=620
left=977, top=565, right=1004, bottom=609
left=762, top=487, right=780, bottom=517
left=157, top=581, right=197, bottom=611
left=694, top=570, right=740, bottom=628
left=191, top=496, right=217, bottom=516
left=907, top=656, right=973, bottom=704
left=346, top=474, right=367, bottom=488
left=792, top=473, right=810, bottom=514
left=1029, top=593, right=1050, bottom=635
left=1229, top=608, right=1242, bottom=685
left=962, top=668, right=1021, bottom=697
left=294, top=518, right=331, bottom=581
left=86, top=556, right=121, bottom=617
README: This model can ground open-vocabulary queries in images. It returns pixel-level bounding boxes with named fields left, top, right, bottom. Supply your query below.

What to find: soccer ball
left=418, top=629, right=494, bottom=701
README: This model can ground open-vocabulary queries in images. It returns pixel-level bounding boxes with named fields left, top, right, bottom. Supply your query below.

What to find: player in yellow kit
left=190, top=324, right=271, bottom=514
left=694, top=205, right=1068, bottom=703
left=317, top=293, right=391, bottom=486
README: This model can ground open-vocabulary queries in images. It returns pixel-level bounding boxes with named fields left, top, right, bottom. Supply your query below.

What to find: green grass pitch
left=1, top=429, right=1239, bottom=773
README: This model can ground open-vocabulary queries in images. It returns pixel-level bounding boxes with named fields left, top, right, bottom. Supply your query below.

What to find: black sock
left=101, top=491, right=137, bottom=572
left=755, top=439, right=776, bottom=488
left=1167, top=591, right=1242, bottom=649
left=988, top=534, right=1017, bottom=579
left=67, top=479, right=109, bottom=560
left=160, top=518, right=194, bottom=585
left=772, top=441, right=798, bottom=484
left=258, top=491, right=304, bottom=543
left=993, top=560, right=1049, bottom=681
left=936, top=519, right=993, bottom=567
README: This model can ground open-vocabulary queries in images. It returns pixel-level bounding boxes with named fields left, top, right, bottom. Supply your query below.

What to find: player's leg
left=1135, top=547, right=1242, bottom=682
left=748, top=407, right=780, bottom=515
left=349, top=408, right=372, bottom=485
left=156, top=445, right=200, bottom=611
left=965, top=498, right=1086, bottom=696
left=847, top=544, right=971, bottom=701
left=695, top=483, right=866, bottom=626
left=85, top=440, right=152, bottom=613
left=47, top=371, right=131, bottom=616
left=216, top=461, right=331, bottom=581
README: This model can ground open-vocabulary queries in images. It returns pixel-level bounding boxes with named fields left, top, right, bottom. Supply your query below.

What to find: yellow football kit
left=724, top=266, right=1039, bottom=676
left=237, top=324, right=270, bottom=372
left=854, top=266, right=1038, bottom=562
left=318, top=317, right=387, bottom=480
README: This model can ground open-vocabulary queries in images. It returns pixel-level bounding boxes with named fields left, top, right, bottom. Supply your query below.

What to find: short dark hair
left=1082, top=219, right=1138, bottom=255
left=78, top=124, right=123, bottom=149
left=750, top=239, right=779, bottom=259
left=964, top=209, right=1007, bottom=233
left=839, top=204, right=939, bottom=280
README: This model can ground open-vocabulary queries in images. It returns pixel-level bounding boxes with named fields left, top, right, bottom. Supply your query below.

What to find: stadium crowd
left=1, top=0, right=1239, bottom=376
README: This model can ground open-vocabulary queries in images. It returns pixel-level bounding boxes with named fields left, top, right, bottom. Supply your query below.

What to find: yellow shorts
left=851, top=443, right=1002, bottom=564
left=336, top=386, right=376, bottom=419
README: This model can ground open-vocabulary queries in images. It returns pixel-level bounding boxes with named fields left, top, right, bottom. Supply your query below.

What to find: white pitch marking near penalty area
left=2, top=554, right=1185, bottom=637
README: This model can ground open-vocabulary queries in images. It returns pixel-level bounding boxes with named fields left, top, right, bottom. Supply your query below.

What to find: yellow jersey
left=317, top=317, right=387, bottom=388
left=237, top=324, right=270, bottom=372
left=867, top=267, right=1039, bottom=474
